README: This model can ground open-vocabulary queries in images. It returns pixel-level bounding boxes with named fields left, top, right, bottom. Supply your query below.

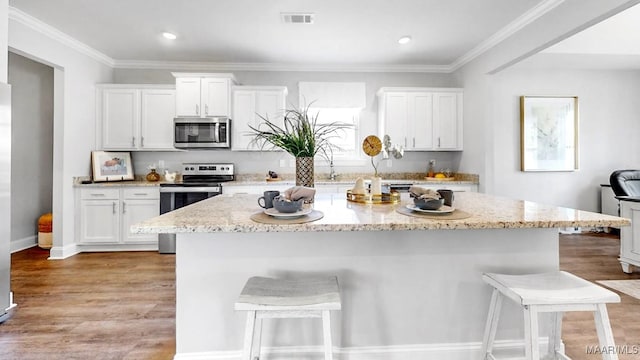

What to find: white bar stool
left=481, top=271, right=620, bottom=360
left=235, top=276, right=341, bottom=360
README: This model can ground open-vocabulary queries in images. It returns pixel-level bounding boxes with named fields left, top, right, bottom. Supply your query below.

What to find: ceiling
left=9, top=0, right=543, bottom=70
left=8, top=0, right=640, bottom=72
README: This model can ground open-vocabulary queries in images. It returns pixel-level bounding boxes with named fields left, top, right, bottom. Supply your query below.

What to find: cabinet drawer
left=80, top=188, right=119, bottom=200
left=123, top=187, right=159, bottom=199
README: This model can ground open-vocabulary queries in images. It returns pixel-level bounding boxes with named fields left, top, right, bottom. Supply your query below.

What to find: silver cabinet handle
left=122, top=201, right=126, bottom=214
left=413, top=138, right=415, bottom=147
left=112, top=202, right=116, bottom=214
left=132, top=137, right=135, bottom=147
left=90, top=193, right=105, bottom=197
left=134, top=193, right=147, bottom=196
left=438, top=137, right=441, bottom=147
left=404, top=137, right=407, bottom=147
left=141, top=136, right=145, bottom=147
left=205, top=104, right=209, bottom=116
left=196, top=104, right=199, bottom=115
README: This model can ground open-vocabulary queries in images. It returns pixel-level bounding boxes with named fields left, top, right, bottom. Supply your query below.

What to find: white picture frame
left=91, top=151, right=135, bottom=182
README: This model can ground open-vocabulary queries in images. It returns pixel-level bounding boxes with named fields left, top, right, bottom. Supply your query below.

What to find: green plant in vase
left=248, top=102, right=352, bottom=187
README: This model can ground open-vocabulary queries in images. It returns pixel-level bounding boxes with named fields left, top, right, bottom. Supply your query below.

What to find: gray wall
left=8, top=52, right=53, bottom=248
left=486, top=63, right=640, bottom=212
left=115, top=69, right=464, bottom=177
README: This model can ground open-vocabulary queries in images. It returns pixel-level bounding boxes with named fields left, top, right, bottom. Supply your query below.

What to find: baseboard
left=48, top=243, right=80, bottom=259
left=10, top=235, right=37, bottom=253
left=173, top=339, right=551, bottom=360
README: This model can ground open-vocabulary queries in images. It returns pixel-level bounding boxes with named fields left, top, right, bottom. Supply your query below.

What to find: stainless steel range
left=158, top=162, right=234, bottom=253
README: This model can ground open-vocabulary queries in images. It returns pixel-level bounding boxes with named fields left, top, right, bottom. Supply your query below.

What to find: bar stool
left=480, top=271, right=620, bottom=360
left=235, top=276, right=341, bottom=360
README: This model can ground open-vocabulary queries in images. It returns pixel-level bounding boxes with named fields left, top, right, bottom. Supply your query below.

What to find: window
left=308, top=107, right=360, bottom=160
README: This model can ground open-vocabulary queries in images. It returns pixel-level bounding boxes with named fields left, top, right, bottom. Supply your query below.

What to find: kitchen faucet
left=329, top=158, right=338, bottom=181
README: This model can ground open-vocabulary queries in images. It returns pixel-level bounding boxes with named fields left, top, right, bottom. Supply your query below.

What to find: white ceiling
left=9, top=0, right=543, bottom=70
left=8, top=0, right=640, bottom=71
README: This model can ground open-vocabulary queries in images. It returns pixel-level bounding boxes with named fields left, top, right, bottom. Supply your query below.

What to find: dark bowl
left=272, top=196, right=304, bottom=213
left=413, top=197, right=444, bottom=210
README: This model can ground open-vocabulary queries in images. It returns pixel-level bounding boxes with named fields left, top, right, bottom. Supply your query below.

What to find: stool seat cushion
left=483, top=271, right=620, bottom=306
left=235, top=276, right=341, bottom=311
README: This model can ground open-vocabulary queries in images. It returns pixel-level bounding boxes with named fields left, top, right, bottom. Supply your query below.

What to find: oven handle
left=160, top=187, right=221, bottom=193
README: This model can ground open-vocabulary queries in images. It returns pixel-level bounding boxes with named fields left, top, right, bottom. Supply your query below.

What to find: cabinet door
left=140, top=89, right=176, bottom=150
left=232, top=90, right=257, bottom=150
left=121, top=199, right=159, bottom=244
left=256, top=90, right=285, bottom=128
left=408, top=93, right=433, bottom=150
left=383, top=93, right=408, bottom=148
left=79, top=200, right=119, bottom=244
left=175, top=78, right=201, bottom=116
left=201, top=78, right=230, bottom=117
left=102, top=89, right=139, bottom=149
left=433, top=92, right=461, bottom=150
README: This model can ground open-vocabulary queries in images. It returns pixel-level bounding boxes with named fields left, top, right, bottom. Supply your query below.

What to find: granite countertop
left=131, top=192, right=629, bottom=234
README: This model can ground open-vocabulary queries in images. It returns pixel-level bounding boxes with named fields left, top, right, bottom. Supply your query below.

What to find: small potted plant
left=248, top=103, right=352, bottom=187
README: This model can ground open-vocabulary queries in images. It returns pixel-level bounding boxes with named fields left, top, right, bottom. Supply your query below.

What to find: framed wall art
left=91, top=151, right=135, bottom=182
left=520, top=96, right=579, bottom=172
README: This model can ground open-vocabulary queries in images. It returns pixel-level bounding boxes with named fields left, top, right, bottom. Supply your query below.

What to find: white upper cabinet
left=173, top=73, right=237, bottom=117
left=377, top=87, right=463, bottom=151
left=232, top=86, right=287, bottom=151
left=98, top=85, right=176, bottom=151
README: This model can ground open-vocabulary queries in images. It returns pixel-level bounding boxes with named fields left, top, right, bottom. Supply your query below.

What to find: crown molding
left=8, top=0, right=563, bottom=74
left=113, top=59, right=453, bottom=73
left=449, top=0, right=565, bottom=72
left=8, top=6, right=115, bottom=67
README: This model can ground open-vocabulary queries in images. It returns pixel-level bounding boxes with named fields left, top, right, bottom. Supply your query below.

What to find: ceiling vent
left=281, top=13, right=315, bottom=24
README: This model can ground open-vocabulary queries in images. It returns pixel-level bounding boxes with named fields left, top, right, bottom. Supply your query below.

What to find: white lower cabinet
left=77, top=187, right=159, bottom=250
left=619, top=200, right=640, bottom=273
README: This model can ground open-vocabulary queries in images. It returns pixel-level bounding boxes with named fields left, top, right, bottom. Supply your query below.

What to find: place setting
left=396, top=186, right=472, bottom=220
left=250, top=186, right=324, bottom=224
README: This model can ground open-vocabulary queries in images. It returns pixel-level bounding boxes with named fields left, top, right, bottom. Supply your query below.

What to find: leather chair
left=610, top=169, right=640, bottom=197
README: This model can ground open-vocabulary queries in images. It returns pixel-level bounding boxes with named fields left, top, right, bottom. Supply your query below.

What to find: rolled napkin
left=408, top=185, right=442, bottom=200
left=284, top=186, right=316, bottom=201
left=351, top=177, right=366, bottom=195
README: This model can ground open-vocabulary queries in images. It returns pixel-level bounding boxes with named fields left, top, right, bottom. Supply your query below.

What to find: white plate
left=264, top=207, right=313, bottom=218
left=406, top=204, right=455, bottom=214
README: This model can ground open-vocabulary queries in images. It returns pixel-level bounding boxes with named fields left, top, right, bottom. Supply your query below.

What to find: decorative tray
left=265, top=177, right=282, bottom=182
left=346, top=190, right=401, bottom=204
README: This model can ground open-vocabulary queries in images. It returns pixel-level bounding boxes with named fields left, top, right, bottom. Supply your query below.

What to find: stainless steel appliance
left=174, top=117, right=230, bottom=149
left=158, top=163, right=234, bottom=253
left=0, top=83, right=16, bottom=323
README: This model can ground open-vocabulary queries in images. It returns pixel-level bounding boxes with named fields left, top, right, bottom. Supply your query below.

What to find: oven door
left=159, top=186, right=222, bottom=253
left=173, top=117, right=230, bottom=149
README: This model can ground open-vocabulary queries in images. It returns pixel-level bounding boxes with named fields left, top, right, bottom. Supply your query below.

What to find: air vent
left=281, top=12, right=315, bottom=24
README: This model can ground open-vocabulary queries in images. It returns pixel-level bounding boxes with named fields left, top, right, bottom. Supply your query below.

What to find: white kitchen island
left=132, top=192, right=628, bottom=360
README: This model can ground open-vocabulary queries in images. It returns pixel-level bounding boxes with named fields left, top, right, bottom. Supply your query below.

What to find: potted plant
left=248, top=103, right=352, bottom=187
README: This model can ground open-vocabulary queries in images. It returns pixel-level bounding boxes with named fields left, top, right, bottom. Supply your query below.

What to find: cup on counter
left=437, top=189, right=454, bottom=207
left=258, top=190, right=280, bottom=209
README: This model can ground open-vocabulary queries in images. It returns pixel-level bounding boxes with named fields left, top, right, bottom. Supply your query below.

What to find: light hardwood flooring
left=0, top=233, right=639, bottom=359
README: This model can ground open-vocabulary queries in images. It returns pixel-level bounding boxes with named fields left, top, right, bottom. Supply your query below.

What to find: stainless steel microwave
left=174, top=117, right=230, bottom=149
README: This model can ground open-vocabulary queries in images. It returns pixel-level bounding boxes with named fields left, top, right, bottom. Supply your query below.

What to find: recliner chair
left=610, top=170, right=640, bottom=197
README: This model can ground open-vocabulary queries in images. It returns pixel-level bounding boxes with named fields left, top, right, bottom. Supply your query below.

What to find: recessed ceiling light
left=398, top=36, right=412, bottom=45
left=162, top=32, right=177, bottom=40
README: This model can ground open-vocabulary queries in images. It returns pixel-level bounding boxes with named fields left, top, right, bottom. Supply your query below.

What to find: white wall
left=115, top=69, right=464, bottom=177
left=8, top=52, right=54, bottom=251
left=0, top=0, right=7, bottom=83
left=9, top=17, right=113, bottom=258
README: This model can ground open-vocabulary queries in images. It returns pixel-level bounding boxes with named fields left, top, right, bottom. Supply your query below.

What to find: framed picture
left=520, top=96, right=579, bottom=172
left=91, top=151, right=135, bottom=182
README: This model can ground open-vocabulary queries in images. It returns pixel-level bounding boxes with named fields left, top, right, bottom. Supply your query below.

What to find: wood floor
left=0, top=232, right=639, bottom=359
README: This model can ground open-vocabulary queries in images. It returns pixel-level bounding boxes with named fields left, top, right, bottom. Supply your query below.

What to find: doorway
left=7, top=52, right=54, bottom=252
